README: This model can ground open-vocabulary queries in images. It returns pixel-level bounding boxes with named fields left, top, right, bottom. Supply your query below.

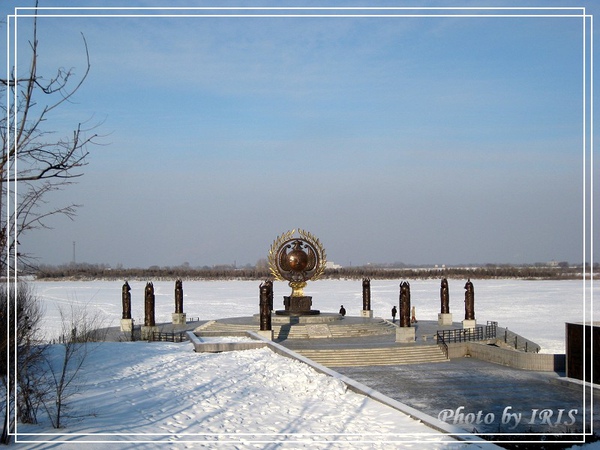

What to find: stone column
left=361, top=278, right=373, bottom=318
left=142, top=282, right=158, bottom=340
left=396, top=281, right=415, bottom=343
left=120, top=281, right=133, bottom=332
left=399, top=281, right=411, bottom=327
left=463, top=279, right=476, bottom=329
left=258, top=281, right=273, bottom=340
left=172, top=279, right=186, bottom=325
left=438, top=278, right=453, bottom=326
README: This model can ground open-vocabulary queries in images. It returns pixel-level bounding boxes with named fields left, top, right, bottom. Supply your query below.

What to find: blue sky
left=3, top=1, right=597, bottom=268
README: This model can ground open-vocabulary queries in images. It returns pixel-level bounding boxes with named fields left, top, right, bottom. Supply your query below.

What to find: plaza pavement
left=274, top=318, right=599, bottom=439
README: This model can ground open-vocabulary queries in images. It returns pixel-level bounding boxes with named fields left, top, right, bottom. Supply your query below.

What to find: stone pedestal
left=462, top=319, right=477, bottom=330
left=261, top=313, right=340, bottom=325
left=120, top=318, right=133, bottom=333
left=276, top=296, right=320, bottom=315
left=257, top=330, right=273, bottom=341
left=141, top=326, right=159, bottom=340
left=395, top=327, right=416, bottom=343
left=361, top=310, right=373, bottom=318
left=172, top=313, right=187, bottom=325
left=438, top=313, right=453, bottom=326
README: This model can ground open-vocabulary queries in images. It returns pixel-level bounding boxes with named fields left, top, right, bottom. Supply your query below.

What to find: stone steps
left=329, top=320, right=396, bottom=338
left=196, top=321, right=309, bottom=339
left=197, top=318, right=396, bottom=340
left=295, top=345, right=449, bottom=367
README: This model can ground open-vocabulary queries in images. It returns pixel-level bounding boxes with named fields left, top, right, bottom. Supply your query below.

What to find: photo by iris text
left=438, top=406, right=579, bottom=430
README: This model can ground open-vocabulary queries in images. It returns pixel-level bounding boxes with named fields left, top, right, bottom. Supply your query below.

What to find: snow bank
left=15, top=342, right=469, bottom=448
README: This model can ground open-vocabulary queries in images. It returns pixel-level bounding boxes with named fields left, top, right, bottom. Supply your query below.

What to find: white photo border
left=4, top=4, right=594, bottom=446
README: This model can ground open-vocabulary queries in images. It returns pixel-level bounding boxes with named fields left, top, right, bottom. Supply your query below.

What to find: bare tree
left=40, top=303, right=107, bottom=429
left=1, top=6, right=101, bottom=273
left=1, top=282, right=46, bottom=444
left=1, top=7, right=99, bottom=441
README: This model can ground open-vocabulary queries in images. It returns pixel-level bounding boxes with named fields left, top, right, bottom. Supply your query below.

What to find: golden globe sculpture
left=268, top=229, right=327, bottom=315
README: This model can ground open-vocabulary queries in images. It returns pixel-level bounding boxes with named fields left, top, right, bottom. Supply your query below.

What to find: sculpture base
left=141, top=325, right=159, bottom=340
left=172, top=313, right=187, bottom=325
left=275, top=310, right=321, bottom=316
left=463, top=319, right=477, bottom=330
left=395, top=326, right=416, bottom=343
left=120, top=318, right=133, bottom=332
left=361, top=310, right=374, bottom=318
left=276, top=296, right=320, bottom=316
left=438, top=313, right=453, bottom=326
left=257, top=313, right=339, bottom=324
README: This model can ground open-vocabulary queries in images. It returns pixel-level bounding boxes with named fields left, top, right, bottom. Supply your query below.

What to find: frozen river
left=29, top=278, right=597, bottom=354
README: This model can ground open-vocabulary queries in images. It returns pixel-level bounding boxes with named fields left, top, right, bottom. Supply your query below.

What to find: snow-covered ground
left=14, top=341, right=479, bottom=449
left=6, top=278, right=597, bottom=448
left=32, top=278, right=597, bottom=354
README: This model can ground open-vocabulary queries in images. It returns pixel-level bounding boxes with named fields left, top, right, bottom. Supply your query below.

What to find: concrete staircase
left=195, top=318, right=448, bottom=367
left=197, top=318, right=396, bottom=340
left=196, top=321, right=309, bottom=339
left=329, top=319, right=396, bottom=338
left=295, top=345, right=449, bottom=367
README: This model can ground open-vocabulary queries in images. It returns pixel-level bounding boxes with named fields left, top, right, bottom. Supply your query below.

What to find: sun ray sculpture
left=268, top=229, right=327, bottom=315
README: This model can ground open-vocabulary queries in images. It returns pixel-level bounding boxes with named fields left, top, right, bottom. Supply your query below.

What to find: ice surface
left=31, top=278, right=597, bottom=354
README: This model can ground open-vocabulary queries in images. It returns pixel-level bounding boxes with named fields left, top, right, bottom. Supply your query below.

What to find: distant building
left=326, top=261, right=342, bottom=269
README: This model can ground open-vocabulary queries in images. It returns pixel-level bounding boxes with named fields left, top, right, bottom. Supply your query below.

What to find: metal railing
left=501, top=327, right=540, bottom=353
left=150, top=331, right=188, bottom=342
left=436, top=333, right=449, bottom=358
left=436, top=324, right=497, bottom=345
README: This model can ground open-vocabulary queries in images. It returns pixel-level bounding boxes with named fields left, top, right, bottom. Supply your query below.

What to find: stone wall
left=448, top=341, right=565, bottom=372
left=186, top=331, right=266, bottom=353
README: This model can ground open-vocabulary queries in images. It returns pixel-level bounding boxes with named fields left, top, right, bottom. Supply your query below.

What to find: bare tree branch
left=40, top=303, right=107, bottom=428
left=0, top=10, right=101, bottom=273
left=1, top=9, right=101, bottom=437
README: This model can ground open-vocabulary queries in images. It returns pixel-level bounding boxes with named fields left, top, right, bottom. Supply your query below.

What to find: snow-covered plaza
left=7, top=278, right=598, bottom=448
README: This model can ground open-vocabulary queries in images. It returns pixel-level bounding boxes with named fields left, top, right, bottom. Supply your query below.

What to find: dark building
left=565, top=322, right=600, bottom=385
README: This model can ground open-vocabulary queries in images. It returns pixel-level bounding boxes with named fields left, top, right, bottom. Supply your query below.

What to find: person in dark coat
left=339, top=305, right=346, bottom=316
left=391, top=305, right=397, bottom=322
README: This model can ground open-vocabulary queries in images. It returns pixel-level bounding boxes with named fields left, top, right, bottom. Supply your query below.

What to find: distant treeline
left=32, top=262, right=591, bottom=281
